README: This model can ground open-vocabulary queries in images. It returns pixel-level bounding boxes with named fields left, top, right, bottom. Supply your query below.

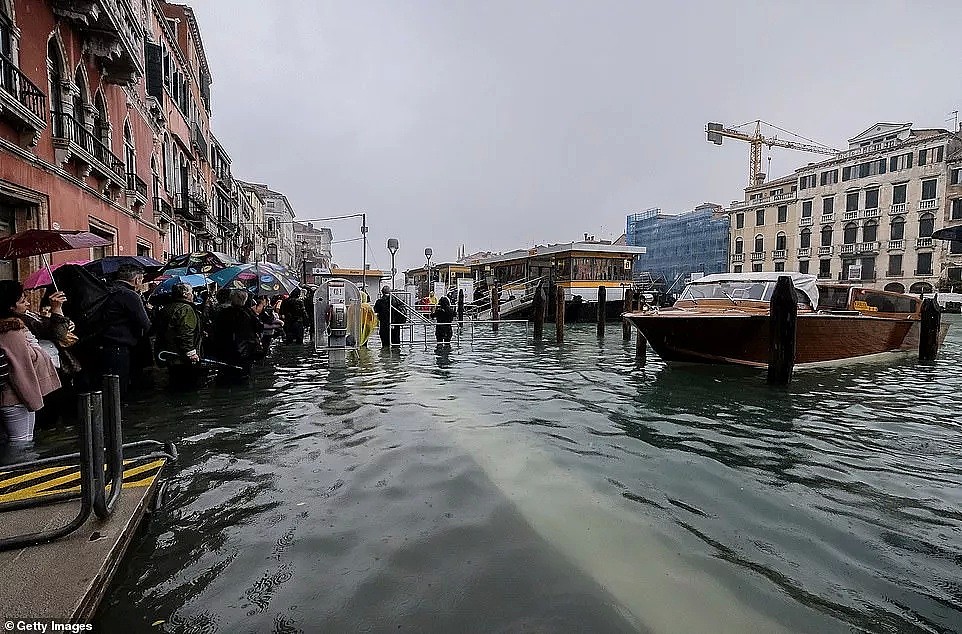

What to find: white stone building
left=728, top=122, right=962, bottom=293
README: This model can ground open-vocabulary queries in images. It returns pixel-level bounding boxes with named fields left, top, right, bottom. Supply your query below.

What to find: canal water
left=92, top=319, right=961, bottom=633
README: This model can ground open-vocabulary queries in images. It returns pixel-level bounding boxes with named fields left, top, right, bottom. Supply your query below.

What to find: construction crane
left=706, top=120, right=841, bottom=187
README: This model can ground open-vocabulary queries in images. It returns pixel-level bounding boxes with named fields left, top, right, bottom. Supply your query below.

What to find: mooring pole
left=491, top=283, right=500, bottom=333
left=919, top=297, right=941, bottom=362
left=622, top=288, right=633, bottom=341
left=635, top=328, right=646, bottom=364
left=533, top=282, right=545, bottom=341
left=767, top=275, right=797, bottom=385
left=597, top=285, right=606, bottom=337
left=457, top=289, right=464, bottom=322
left=555, top=285, right=565, bottom=344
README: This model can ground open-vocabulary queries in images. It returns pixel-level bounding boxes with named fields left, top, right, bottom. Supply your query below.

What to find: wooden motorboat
left=623, top=272, right=945, bottom=368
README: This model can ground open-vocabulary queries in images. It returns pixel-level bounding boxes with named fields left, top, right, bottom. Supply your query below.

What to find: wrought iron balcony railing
left=52, top=111, right=125, bottom=181
left=0, top=52, right=46, bottom=123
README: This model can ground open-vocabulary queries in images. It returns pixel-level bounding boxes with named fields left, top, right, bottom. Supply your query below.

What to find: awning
left=931, top=226, right=962, bottom=242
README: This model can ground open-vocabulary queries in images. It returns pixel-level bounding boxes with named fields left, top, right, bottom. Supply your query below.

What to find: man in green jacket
left=155, top=283, right=202, bottom=389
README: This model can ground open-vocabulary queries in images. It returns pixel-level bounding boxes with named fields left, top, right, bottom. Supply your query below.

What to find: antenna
left=948, top=110, right=959, bottom=132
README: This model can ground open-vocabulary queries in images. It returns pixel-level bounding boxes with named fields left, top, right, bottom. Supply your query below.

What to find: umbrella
left=152, top=274, right=213, bottom=295
left=209, top=264, right=300, bottom=296
left=0, top=229, right=112, bottom=292
left=932, top=226, right=962, bottom=242
left=23, top=260, right=90, bottom=289
left=161, top=251, right=240, bottom=275
left=85, top=255, right=163, bottom=278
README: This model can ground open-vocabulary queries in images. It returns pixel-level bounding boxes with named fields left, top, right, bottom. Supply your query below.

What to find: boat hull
left=625, top=312, right=920, bottom=367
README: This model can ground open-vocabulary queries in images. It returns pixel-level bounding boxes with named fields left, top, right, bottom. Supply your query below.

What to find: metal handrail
left=0, top=52, right=46, bottom=121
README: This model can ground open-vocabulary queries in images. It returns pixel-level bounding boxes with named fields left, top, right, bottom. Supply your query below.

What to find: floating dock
left=0, top=456, right=167, bottom=621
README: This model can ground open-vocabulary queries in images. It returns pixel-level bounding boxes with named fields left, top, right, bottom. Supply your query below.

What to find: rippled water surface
left=90, top=318, right=962, bottom=633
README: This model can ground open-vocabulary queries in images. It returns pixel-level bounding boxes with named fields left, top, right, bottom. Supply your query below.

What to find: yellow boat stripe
left=0, top=465, right=74, bottom=490
left=0, top=458, right=166, bottom=504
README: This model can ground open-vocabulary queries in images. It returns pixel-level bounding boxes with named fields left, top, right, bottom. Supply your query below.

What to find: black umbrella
left=931, top=226, right=962, bottom=242
left=85, top=255, right=163, bottom=278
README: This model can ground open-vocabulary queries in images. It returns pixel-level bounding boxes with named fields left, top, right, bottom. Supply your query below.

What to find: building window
left=755, top=209, right=765, bottom=226
left=917, top=252, right=933, bottom=275
left=843, top=222, right=858, bottom=244
left=918, top=146, right=944, bottom=166
left=800, top=228, right=811, bottom=248
left=123, top=120, right=135, bottom=183
left=775, top=232, right=786, bottom=251
left=798, top=259, right=809, bottom=274
left=950, top=240, right=962, bottom=254
left=890, top=216, right=905, bottom=240
left=88, top=225, right=115, bottom=260
left=846, top=192, right=859, bottom=212
left=819, top=259, right=831, bottom=278
left=751, top=263, right=762, bottom=273
left=47, top=38, right=65, bottom=133
left=777, top=205, right=787, bottom=223
left=822, top=197, right=834, bottom=216
left=821, top=225, right=833, bottom=246
left=861, top=256, right=876, bottom=281
left=864, top=189, right=879, bottom=210
left=921, top=179, right=937, bottom=201
left=267, top=200, right=275, bottom=209
left=774, top=262, right=785, bottom=272
left=890, top=153, right=913, bottom=172
left=137, top=242, right=151, bottom=257
left=734, top=237, right=743, bottom=254
left=863, top=220, right=878, bottom=243
left=801, top=200, right=812, bottom=218
left=819, top=169, right=838, bottom=186
left=888, top=254, right=902, bottom=276
left=735, top=213, right=744, bottom=229
left=799, top=175, right=816, bottom=189
left=93, top=92, right=109, bottom=150
left=919, top=213, right=934, bottom=238
left=951, top=168, right=961, bottom=185
left=892, top=183, right=906, bottom=205
left=733, top=265, right=742, bottom=273
left=753, top=235, right=764, bottom=253
left=842, top=165, right=853, bottom=182
left=952, top=199, right=962, bottom=221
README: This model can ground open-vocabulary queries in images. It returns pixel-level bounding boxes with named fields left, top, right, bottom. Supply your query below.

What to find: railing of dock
left=0, top=376, right=177, bottom=552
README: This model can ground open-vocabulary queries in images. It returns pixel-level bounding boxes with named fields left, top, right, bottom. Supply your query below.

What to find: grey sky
left=193, top=0, right=962, bottom=272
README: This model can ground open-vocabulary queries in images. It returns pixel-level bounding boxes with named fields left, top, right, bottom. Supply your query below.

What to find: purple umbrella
left=0, top=229, right=112, bottom=291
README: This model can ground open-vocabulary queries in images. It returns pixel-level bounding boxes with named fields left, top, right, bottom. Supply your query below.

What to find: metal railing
left=0, top=52, right=46, bottom=122
left=126, top=172, right=148, bottom=198
left=477, top=276, right=545, bottom=320
left=51, top=111, right=125, bottom=180
left=0, top=376, right=176, bottom=551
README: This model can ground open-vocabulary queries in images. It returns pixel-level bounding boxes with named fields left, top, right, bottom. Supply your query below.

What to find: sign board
left=690, top=272, right=705, bottom=280
left=329, top=282, right=345, bottom=303
left=311, top=267, right=325, bottom=275
left=624, top=259, right=632, bottom=270
left=433, top=282, right=446, bottom=298
left=848, top=265, right=862, bottom=281
left=456, top=278, right=474, bottom=299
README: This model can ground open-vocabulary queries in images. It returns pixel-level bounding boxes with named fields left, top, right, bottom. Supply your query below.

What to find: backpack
left=52, top=264, right=116, bottom=341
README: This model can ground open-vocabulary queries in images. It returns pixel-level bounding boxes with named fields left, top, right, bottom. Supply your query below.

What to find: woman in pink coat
left=0, top=280, right=61, bottom=443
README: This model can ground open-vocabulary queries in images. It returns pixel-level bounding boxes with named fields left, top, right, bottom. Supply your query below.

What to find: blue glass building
left=626, top=203, right=730, bottom=286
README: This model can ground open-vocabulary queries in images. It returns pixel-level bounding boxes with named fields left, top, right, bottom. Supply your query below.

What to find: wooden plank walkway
left=0, top=457, right=166, bottom=621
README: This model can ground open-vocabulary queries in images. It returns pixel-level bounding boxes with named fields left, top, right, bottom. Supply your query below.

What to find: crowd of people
left=0, top=264, right=314, bottom=446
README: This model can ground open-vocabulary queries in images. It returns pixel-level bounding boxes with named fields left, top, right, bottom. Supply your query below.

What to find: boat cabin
left=817, top=284, right=922, bottom=317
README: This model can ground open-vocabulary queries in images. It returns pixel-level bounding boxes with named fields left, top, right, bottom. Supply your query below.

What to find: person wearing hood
left=431, top=295, right=456, bottom=345
left=153, top=283, right=202, bottom=390
left=279, top=288, right=308, bottom=344
left=0, top=280, right=61, bottom=443
left=373, top=286, right=406, bottom=347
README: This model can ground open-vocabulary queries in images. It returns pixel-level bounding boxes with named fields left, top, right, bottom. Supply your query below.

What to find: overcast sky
left=192, top=0, right=962, bottom=272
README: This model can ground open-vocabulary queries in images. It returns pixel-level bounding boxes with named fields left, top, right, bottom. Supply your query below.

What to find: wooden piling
left=532, top=282, right=545, bottom=341
left=635, top=328, right=646, bottom=364
left=596, top=285, right=606, bottom=337
left=457, top=289, right=465, bottom=322
left=491, top=284, right=500, bottom=333
left=767, top=275, right=797, bottom=385
left=555, top=285, right=565, bottom=344
left=919, top=297, right=941, bottom=361
left=622, top=288, right=633, bottom=341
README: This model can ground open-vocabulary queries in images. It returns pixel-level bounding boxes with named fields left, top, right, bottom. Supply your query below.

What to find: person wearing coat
left=0, top=280, right=61, bottom=443
left=431, top=295, right=456, bottom=344
left=153, top=283, right=202, bottom=390
left=213, top=290, right=264, bottom=382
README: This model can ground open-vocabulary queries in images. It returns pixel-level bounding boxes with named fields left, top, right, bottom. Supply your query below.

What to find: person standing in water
left=373, top=286, right=406, bottom=347
left=431, top=295, right=456, bottom=345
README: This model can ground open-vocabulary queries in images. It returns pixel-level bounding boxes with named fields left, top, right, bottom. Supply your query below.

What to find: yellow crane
left=706, top=120, right=840, bottom=187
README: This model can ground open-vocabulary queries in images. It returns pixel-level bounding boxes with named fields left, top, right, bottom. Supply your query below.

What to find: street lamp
left=387, top=238, right=399, bottom=292
left=424, top=247, right=433, bottom=298
left=301, top=239, right=309, bottom=284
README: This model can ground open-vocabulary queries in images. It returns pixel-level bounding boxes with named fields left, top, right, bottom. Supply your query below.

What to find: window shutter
left=145, top=43, right=163, bottom=100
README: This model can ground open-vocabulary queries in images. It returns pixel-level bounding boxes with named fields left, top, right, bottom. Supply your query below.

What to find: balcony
left=843, top=210, right=859, bottom=221
left=857, top=241, right=880, bottom=253
left=919, top=198, right=939, bottom=211
left=887, top=240, right=904, bottom=251
left=0, top=53, right=47, bottom=144
left=771, top=249, right=787, bottom=260
left=51, top=111, right=125, bottom=184
left=152, top=196, right=172, bottom=225
left=750, top=251, right=765, bottom=262
left=731, top=253, right=744, bottom=263
left=839, top=244, right=856, bottom=254
left=797, top=247, right=811, bottom=258
left=821, top=213, right=835, bottom=223
left=192, top=123, right=208, bottom=159
left=51, top=1, right=142, bottom=85
left=916, top=237, right=934, bottom=249
left=126, top=172, right=148, bottom=200
left=818, top=246, right=834, bottom=256
left=886, top=270, right=903, bottom=277
left=799, top=216, right=814, bottom=226
left=863, top=207, right=881, bottom=219
left=173, top=192, right=204, bottom=223
left=889, top=203, right=906, bottom=215
left=771, top=192, right=797, bottom=203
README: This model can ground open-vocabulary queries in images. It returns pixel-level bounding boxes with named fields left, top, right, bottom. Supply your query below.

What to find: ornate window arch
left=843, top=222, right=858, bottom=245
left=800, top=227, right=811, bottom=248
left=753, top=234, right=764, bottom=253
left=123, top=118, right=135, bottom=181
left=820, top=225, right=833, bottom=247
left=93, top=89, right=109, bottom=149
left=890, top=215, right=905, bottom=241
left=862, top=219, right=878, bottom=243
left=734, top=236, right=743, bottom=254
left=919, top=213, right=934, bottom=238
left=775, top=231, right=787, bottom=251
left=46, top=35, right=67, bottom=133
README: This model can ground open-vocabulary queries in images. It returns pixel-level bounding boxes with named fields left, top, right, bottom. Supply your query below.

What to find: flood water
left=88, top=318, right=961, bottom=633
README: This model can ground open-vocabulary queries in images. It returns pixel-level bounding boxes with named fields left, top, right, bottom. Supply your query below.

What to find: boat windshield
left=680, top=281, right=774, bottom=302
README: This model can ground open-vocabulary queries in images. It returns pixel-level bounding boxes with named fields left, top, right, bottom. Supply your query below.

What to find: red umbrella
left=0, top=229, right=112, bottom=291
left=23, top=259, right=90, bottom=289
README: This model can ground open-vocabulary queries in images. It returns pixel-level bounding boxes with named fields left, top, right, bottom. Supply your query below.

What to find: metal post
left=361, top=213, right=368, bottom=294
left=623, top=288, right=633, bottom=341
left=597, top=285, right=606, bottom=337
left=919, top=297, right=941, bottom=361
left=767, top=275, right=797, bottom=385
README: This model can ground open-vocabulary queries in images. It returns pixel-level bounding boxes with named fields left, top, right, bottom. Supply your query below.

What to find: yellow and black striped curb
left=0, top=457, right=165, bottom=504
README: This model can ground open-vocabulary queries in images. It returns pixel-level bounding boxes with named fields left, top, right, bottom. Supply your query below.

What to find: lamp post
left=301, top=239, right=309, bottom=284
left=387, top=238, right=399, bottom=292
left=424, top=247, right=433, bottom=298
